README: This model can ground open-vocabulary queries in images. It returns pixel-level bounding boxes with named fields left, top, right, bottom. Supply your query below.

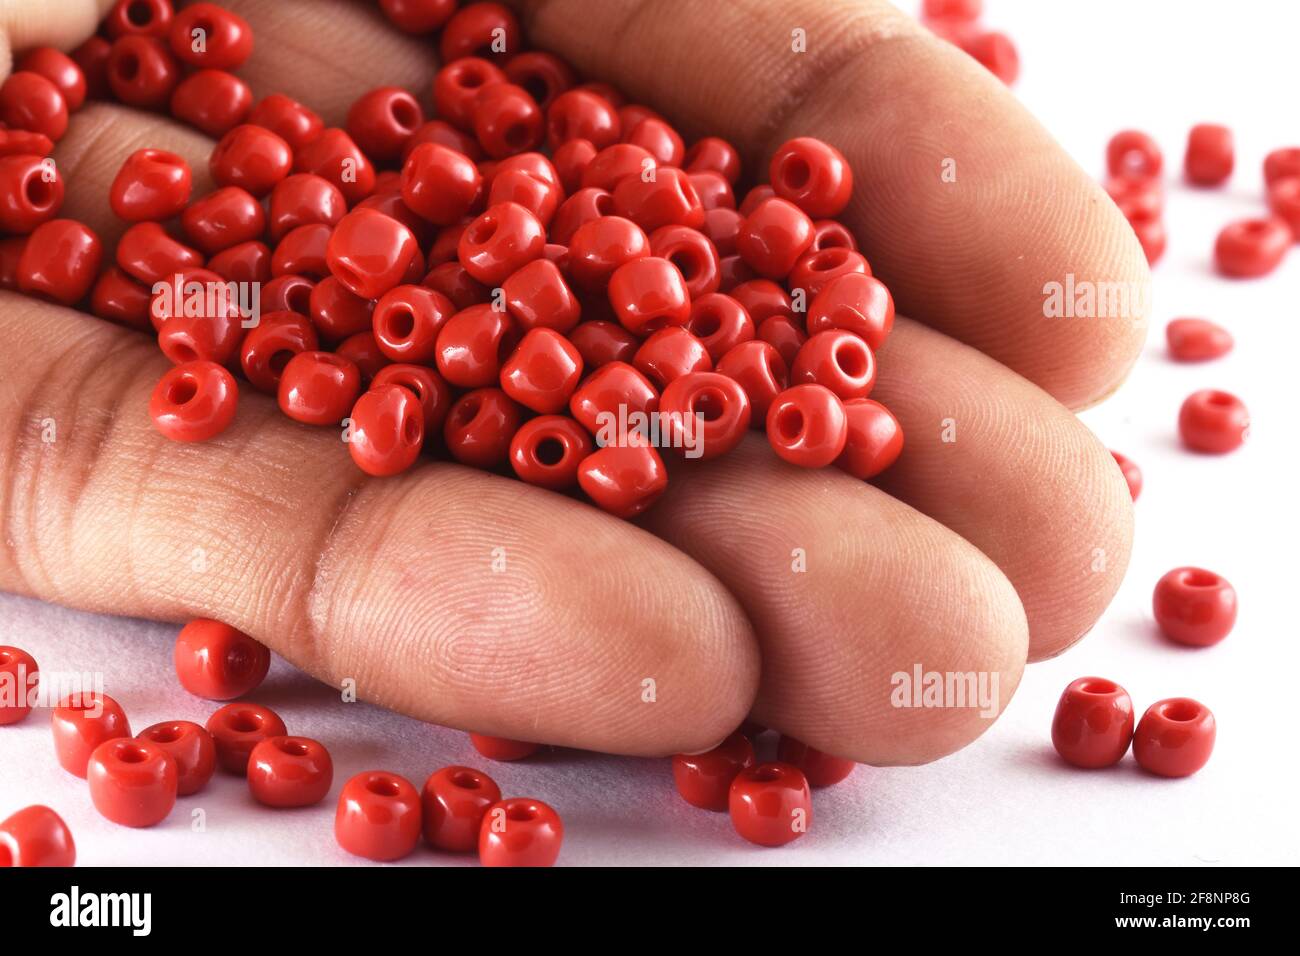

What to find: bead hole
left=779, top=155, right=811, bottom=190
left=534, top=436, right=566, bottom=466
left=1206, top=391, right=1235, bottom=407
left=812, top=249, right=847, bottom=271
left=775, top=406, right=805, bottom=442
left=691, top=309, right=721, bottom=338
left=269, top=350, right=295, bottom=374
left=386, top=306, right=416, bottom=340
left=518, top=75, right=549, bottom=105
left=146, top=725, right=183, bottom=743
left=167, top=376, right=199, bottom=406
left=277, top=739, right=310, bottom=756
left=693, top=388, right=726, bottom=422
left=127, top=1, right=155, bottom=26
left=1182, top=570, right=1220, bottom=588
left=467, top=217, right=498, bottom=244
left=1161, top=701, right=1201, bottom=722
left=367, top=777, right=401, bottom=797
left=669, top=250, right=699, bottom=280
left=752, top=766, right=784, bottom=782
left=1078, top=679, right=1117, bottom=695
left=402, top=412, right=421, bottom=445
left=451, top=771, right=481, bottom=789
left=227, top=712, right=263, bottom=733
left=835, top=342, right=868, bottom=378
left=114, top=744, right=150, bottom=764
left=116, top=53, right=141, bottom=82
left=24, top=173, right=54, bottom=209
left=506, top=805, right=537, bottom=822
left=594, top=192, right=614, bottom=215
left=390, top=99, right=420, bottom=132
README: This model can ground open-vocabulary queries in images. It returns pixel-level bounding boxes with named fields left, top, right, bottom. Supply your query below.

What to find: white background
left=2, top=0, right=1299, bottom=866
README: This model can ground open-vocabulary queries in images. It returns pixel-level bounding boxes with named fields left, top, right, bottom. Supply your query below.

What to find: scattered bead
left=137, top=721, right=217, bottom=796
left=0, top=806, right=75, bottom=867
left=206, top=702, right=288, bottom=775
left=87, top=738, right=177, bottom=827
left=1051, top=677, right=1135, bottom=769
left=1133, top=698, right=1216, bottom=778
left=1178, top=389, right=1249, bottom=454
left=173, top=619, right=271, bottom=700
left=672, top=732, right=755, bottom=811
left=248, top=736, right=334, bottom=808
left=1166, top=318, right=1233, bottom=362
left=1153, top=567, right=1237, bottom=648
left=478, top=798, right=563, bottom=867
left=729, top=763, right=812, bottom=847
left=422, top=765, right=502, bottom=851
left=335, top=771, right=422, bottom=861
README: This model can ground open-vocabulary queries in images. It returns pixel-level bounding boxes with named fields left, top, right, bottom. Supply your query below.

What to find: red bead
left=368, top=285, right=451, bottom=365
left=262, top=274, right=315, bottom=315
left=789, top=247, right=871, bottom=300
left=181, top=187, right=264, bottom=255
left=509, top=415, right=593, bottom=490
left=337, top=331, right=391, bottom=381
left=473, top=83, right=543, bottom=159
left=423, top=261, right=490, bottom=310
left=0, top=72, right=68, bottom=142
left=582, top=143, right=655, bottom=192
left=806, top=272, right=895, bottom=350
left=106, top=36, right=180, bottom=109
left=210, top=125, right=292, bottom=197
left=422, top=766, right=502, bottom=852
left=380, top=0, right=457, bottom=33
left=169, top=2, right=253, bottom=70
left=0, top=645, right=38, bottom=725
left=1129, top=210, right=1167, bottom=266
left=791, top=329, right=876, bottom=400
left=268, top=175, right=345, bottom=244
left=499, top=327, right=584, bottom=413
left=206, top=702, right=288, bottom=775
left=433, top=304, right=517, bottom=387
left=634, top=327, right=712, bottom=390
left=960, top=30, right=1020, bottom=84
left=569, top=360, right=660, bottom=435
left=732, top=280, right=795, bottom=327
left=1107, top=129, right=1162, bottom=179
left=737, top=197, right=815, bottom=279
left=348, top=384, right=425, bottom=476
left=608, top=256, right=691, bottom=337
left=1184, top=123, right=1233, bottom=186
left=273, top=223, right=332, bottom=279
left=137, top=720, right=216, bottom=796
left=672, top=732, right=755, bottom=811
left=688, top=170, right=734, bottom=212
left=440, top=2, right=523, bottom=62
left=568, top=320, right=639, bottom=370
left=17, top=219, right=102, bottom=304
left=1105, top=173, right=1164, bottom=220
left=87, top=738, right=177, bottom=828
left=70, top=37, right=114, bottom=101
left=1268, top=175, right=1300, bottom=236
left=836, top=398, right=904, bottom=479
left=1133, top=698, right=1215, bottom=778
left=432, top=57, right=506, bottom=131
left=208, top=240, right=270, bottom=284
left=497, top=258, right=578, bottom=333
left=468, top=734, right=539, bottom=761
left=684, top=136, right=742, bottom=184
left=1153, top=567, right=1237, bottom=648
left=1178, top=389, right=1248, bottom=454
left=769, top=137, right=852, bottom=218
left=728, top=763, right=812, bottom=847
left=567, top=215, right=650, bottom=291
left=775, top=736, right=856, bottom=787
left=0, top=806, right=75, bottom=867
left=170, top=69, right=252, bottom=137
left=294, top=128, right=376, bottom=205
left=404, top=119, right=484, bottom=163
left=739, top=184, right=776, bottom=216
left=155, top=275, right=245, bottom=366
left=15, top=48, right=86, bottom=113
left=649, top=224, right=720, bottom=298
left=659, top=371, right=751, bottom=459
left=307, top=276, right=371, bottom=343
left=249, top=93, right=325, bottom=152
left=767, top=384, right=848, bottom=468
left=504, top=51, right=576, bottom=110
left=716, top=340, right=788, bottom=423
left=457, top=201, right=545, bottom=285
left=0, top=153, right=64, bottom=234
left=811, top=219, right=857, bottom=252
left=52, top=693, right=131, bottom=778
left=547, top=89, right=621, bottom=150
left=278, top=351, right=362, bottom=426
left=489, top=166, right=562, bottom=227
left=149, top=360, right=238, bottom=442
left=1110, top=450, right=1142, bottom=501
left=444, top=388, right=522, bottom=467
left=613, top=167, right=705, bottom=233
left=758, top=314, right=807, bottom=369
left=335, top=771, right=422, bottom=861
left=401, top=143, right=482, bottom=226
left=327, top=208, right=419, bottom=299
left=248, top=736, right=334, bottom=808
left=577, top=444, right=668, bottom=518
left=627, top=117, right=684, bottom=167
left=1214, top=217, right=1290, bottom=278
left=0, top=129, right=54, bottom=159
left=1050, top=677, right=1135, bottom=769
left=1264, top=147, right=1300, bottom=188
left=105, top=0, right=173, bottom=39
left=1166, top=317, right=1233, bottom=362
left=173, top=618, right=271, bottom=701
left=117, top=223, right=201, bottom=286
left=478, top=798, right=563, bottom=867
left=347, top=86, right=424, bottom=164
left=686, top=293, right=755, bottom=362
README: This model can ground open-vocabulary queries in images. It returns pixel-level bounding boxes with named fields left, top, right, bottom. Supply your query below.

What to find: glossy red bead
left=1264, top=147, right=1300, bottom=188
left=836, top=398, right=904, bottom=479
left=293, top=128, right=376, bottom=205
left=1268, top=175, right=1300, bottom=236
left=806, top=272, right=895, bottom=350
left=577, top=443, right=668, bottom=518
left=0, top=806, right=75, bottom=867
left=1130, top=210, right=1167, bottom=266
left=1166, top=317, right=1233, bottom=362
left=0, top=129, right=54, bottom=159
left=0, top=646, right=38, bottom=725
left=181, top=187, right=264, bottom=255
left=1184, top=123, right=1233, bottom=186
left=421, top=766, right=501, bottom=852
left=659, top=371, right=750, bottom=458
left=117, top=222, right=203, bottom=285
left=208, top=240, right=270, bottom=283
left=440, top=1, right=522, bottom=61
left=106, top=36, right=180, bottom=109
left=401, top=143, right=482, bottom=227
left=305, top=276, right=370, bottom=343
left=612, top=167, right=704, bottom=233
left=478, top=798, right=563, bottom=868
left=0, top=154, right=64, bottom=234
left=335, top=771, right=422, bottom=861
left=1105, top=173, right=1164, bottom=220
left=173, top=618, right=270, bottom=701
left=581, top=143, right=655, bottom=192
left=105, top=0, right=173, bottom=39
left=627, top=117, right=685, bottom=167
left=346, top=86, right=423, bottom=164
left=649, top=224, right=720, bottom=299
left=468, top=734, right=539, bottom=761
left=262, top=274, right=315, bottom=316
left=736, top=198, right=815, bottom=279
left=499, top=327, right=584, bottom=413
left=1133, top=698, right=1215, bottom=778
left=567, top=215, right=650, bottom=291
left=504, top=51, right=576, bottom=110
left=716, top=340, right=788, bottom=423
left=52, top=693, right=131, bottom=778
left=154, top=278, right=245, bottom=366
left=672, top=732, right=755, bottom=811
left=15, top=48, right=86, bottom=112
left=1050, top=677, right=1135, bottom=769
left=149, top=360, right=238, bottom=442
left=569, top=360, right=660, bottom=436
left=729, top=763, right=812, bottom=847
left=1214, top=217, right=1291, bottom=277
left=348, top=384, right=424, bottom=476
left=0, top=72, right=68, bottom=142
left=327, top=208, right=419, bottom=299
left=423, top=261, right=490, bottom=311
left=170, top=69, right=252, bottom=137
left=634, top=327, right=712, bottom=390
left=776, top=736, right=856, bottom=787
left=508, top=415, right=593, bottom=490
left=272, top=223, right=332, bottom=279
left=685, top=293, right=754, bottom=362
left=1178, top=389, right=1248, bottom=454
left=137, top=720, right=216, bottom=796
left=17, top=219, right=102, bottom=305
left=1106, top=129, right=1162, bottom=179
left=473, top=83, right=543, bottom=158
left=769, top=137, right=852, bottom=218
left=688, top=170, right=734, bottom=212
left=380, top=0, right=457, bottom=33
left=444, top=388, right=522, bottom=468
left=435, top=304, right=520, bottom=388
left=206, top=702, right=288, bottom=776
left=499, top=257, right=580, bottom=333
left=458, top=201, right=546, bottom=285
left=608, top=256, right=691, bottom=337
left=568, top=320, right=639, bottom=370
left=1152, top=567, right=1236, bottom=648
left=70, top=36, right=113, bottom=100
left=432, top=57, right=506, bottom=131
left=547, top=89, right=620, bottom=150
left=789, top=247, right=870, bottom=299
left=684, top=137, right=742, bottom=184
left=767, top=384, right=848, bottom=468
left=87, top=738, right=177, bottom=828
left=368, top=286, right=450, bottom=365
left=1110, top=450, right=1142, bottom=501
left=758, top=314, right=807, bottom=369
left=210, top=125, right=292, bottom=197
left=489, top=166, right=562, bottom=227
left=791, top=329, right=876, bottom=400
left=278, top=351, right=362, bottom=426
left=248, top=94, right=324, bottom=152
left=247, top=736, right=333, bottom=808
left=169, top=3, right=254, bottom=70
left=337, top=331, right=391, bottom=381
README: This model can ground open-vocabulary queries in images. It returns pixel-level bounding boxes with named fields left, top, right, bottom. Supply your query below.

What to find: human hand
left=0, top=0, right=1143, bottom=765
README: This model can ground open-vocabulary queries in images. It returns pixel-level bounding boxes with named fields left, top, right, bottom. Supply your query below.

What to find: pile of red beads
left=0, top=0, right=906, bottom=521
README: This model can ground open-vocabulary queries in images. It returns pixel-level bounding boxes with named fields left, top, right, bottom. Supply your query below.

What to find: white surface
left=3, top=0, right=1300, bottom=865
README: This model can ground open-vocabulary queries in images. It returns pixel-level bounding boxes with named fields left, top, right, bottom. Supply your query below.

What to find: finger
left=639, top=439, right=1029, bottom=766
left=871, top=317, right=1134, bottom=661
left=0, top=291, right=760, bottom=755
left=0, top=0, right=113, bottom=70
left=513, top=0, right=1148, bottom=409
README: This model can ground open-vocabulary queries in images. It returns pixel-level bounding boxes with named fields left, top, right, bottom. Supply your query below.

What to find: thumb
left=1, top=0, right=114, bottom=75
